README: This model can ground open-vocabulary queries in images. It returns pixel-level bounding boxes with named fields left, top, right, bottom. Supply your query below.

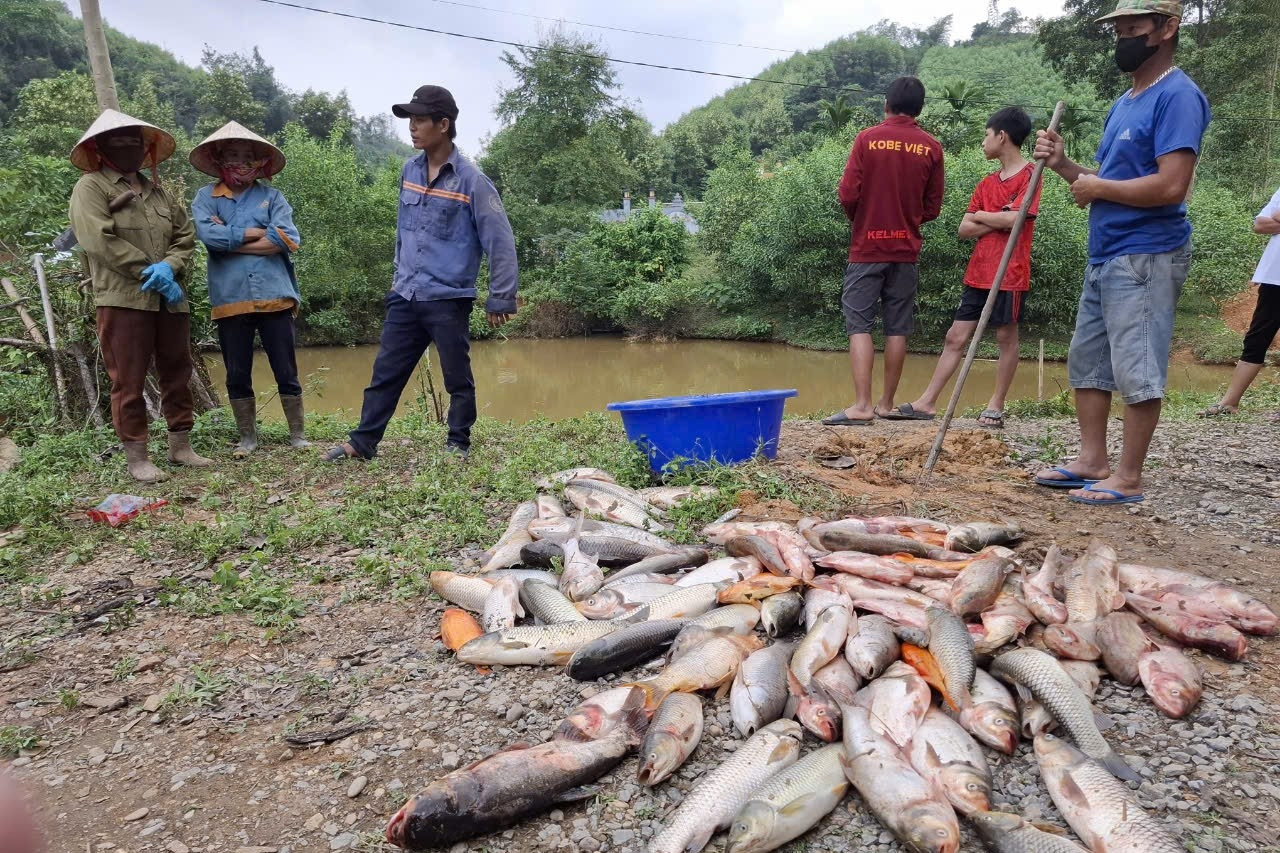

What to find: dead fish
left=907, top=707, right=992, bottom=816
left=556, top=685, right=650, bottom=742
left=1042, top=621, right=1102, bottom=662
left=430, top=571, right=494, bottom=613
left=521, top=579, right=590, bottom=625
left=603, top=572, right=679, bottom=588
left=1035, top=734, right=1182, bottom=852
left=726, top=743, right=849, bottom=853
left=974, top=580, right=1036, bottom=654
left=991, top=649, right=1138, bottom=781
left=458, top=621, right=620, bottom=667
left=535, top=495, right=567, bottom=519
left=576, top=584, right=676, bottom=620
left=637, top=692, right=704, bottom=786
left=839, top=704, right=960, bottom=853
left=796, top=657, right=860, bottom=742
left=675, top=556, right=764, bottom=587
left=1022, top=545, right=1069, bottom=626
left=731, top=641, right=796, bottom=737
left=641, top=583, right=724, bottom=622
left=1095, top=612, right=1149, bottom=686
left=790, top=605, right=853, bottom=694
left=844, top=613, right=900, bottom=680
left=948, top=552, right=1014, bottom=618
left=816, top=527, right=934, bottom=557
left=804, top=586, right=851, bottom=631
left=943, top=520, right=1023, bottom=553
left=689, top=604, right=761, bottom=635
left=565, top=478, right=667, bottom=532
left=1137, top=633, right=1201, bottom=719
left=649, top=720, right=803, bottom=853
left=719, top=575, right=804, bottom=604
left=816, top=551, right=915, bottom=585
left=487, top=568, right=560, bottom=586
left=535, top=467, right=617, bottom=489
left=887, top=553, right=975, bottom=579
left=521, top=536, right=665, bottom=569
left=1017, top=659, right=1099, bottom=741
left=479, top=500, right=538, bottom=571
left=637, top=485, right=719, bottom=510
left=853, top=660, right=932, bottom=748
left=441, top=609, right=487, bottom=672
left=385, top=691, right=645, bottom=849
left=560, top=518, right=605, bottom=602
left=955, top=669, right=1019, bottom=755
left=630, top=633, right=762, bottom=710
left=566, top=619, right=685, bottom=681
left=726, top=535, right=790, bottom=575
left=761, top=591, right=804, bottom=638
left=758, top=529, right=815, bottom=580
left=1062, top=539, right=1124, bottom=623
left=1118, top=562, right=1279, bottom=636
left=482, top=576, right=525, bottom=632
left=926, top=606, right=975, bottom=710
left=969, top=811, right=1091, bottom=853
left=703, top=520, right=796, bottom=545
left=1124, top=592, right=1249, bottom=661
left=529, top=516, right=677, bottom=552
left=605, top=548, right=708, bottom=584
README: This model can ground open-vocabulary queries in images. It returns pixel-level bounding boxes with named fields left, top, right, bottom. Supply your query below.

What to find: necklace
left=1132, top=66, right=1177, bottom=97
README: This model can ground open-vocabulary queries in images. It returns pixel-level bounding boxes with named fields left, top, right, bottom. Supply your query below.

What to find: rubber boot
left=230, top=398, right=258, bottom=458
left=167, top=431, right=213, bottom=467
left=123, top=441, right=168, bottom=483
left=280, top=395, right=311, bottom=449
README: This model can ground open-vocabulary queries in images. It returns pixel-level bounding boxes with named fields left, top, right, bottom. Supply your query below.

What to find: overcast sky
left=79, top=0, right=1070, bottom=153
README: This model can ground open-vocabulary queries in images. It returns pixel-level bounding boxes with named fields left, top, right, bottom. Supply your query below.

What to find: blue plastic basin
left=607, top=389, right=798, bottom=474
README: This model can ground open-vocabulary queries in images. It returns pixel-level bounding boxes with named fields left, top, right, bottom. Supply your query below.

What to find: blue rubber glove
left=139, top=261, right=183, bottom=305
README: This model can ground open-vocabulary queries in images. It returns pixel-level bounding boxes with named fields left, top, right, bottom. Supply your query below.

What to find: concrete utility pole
left=79, top=0, right=120, bottom=111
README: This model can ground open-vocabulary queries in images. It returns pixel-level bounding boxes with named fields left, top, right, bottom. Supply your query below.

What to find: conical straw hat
left=70, top=108, right=176, bottom=172
left=189, top=121, right=286, bottom=178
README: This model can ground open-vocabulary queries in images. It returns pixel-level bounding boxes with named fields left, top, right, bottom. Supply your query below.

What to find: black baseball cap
left=392, top=85, right=459, bottom=120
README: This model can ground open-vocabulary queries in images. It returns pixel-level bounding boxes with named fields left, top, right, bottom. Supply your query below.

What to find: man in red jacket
left=825, top=77, right=945, bottom=426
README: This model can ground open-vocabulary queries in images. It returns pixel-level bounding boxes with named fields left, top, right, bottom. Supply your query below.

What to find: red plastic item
left=87, top=494, right=168, bottom=527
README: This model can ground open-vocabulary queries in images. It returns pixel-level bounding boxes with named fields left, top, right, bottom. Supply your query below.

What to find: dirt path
left=3, top=418, right=1278, bottom=853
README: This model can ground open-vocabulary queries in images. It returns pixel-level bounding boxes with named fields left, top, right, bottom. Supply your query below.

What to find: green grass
left=0, top=725, right=40, bottom=758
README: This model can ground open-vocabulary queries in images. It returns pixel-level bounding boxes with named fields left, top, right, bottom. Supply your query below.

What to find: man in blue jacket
left=191, top=122, right=307, bottom=456
left=325, top=85, right=518, bottom=462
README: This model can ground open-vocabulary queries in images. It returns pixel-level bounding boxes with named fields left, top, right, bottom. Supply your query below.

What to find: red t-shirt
left=963, top=164, right=1041, bottom=292
left=838, top=116, right=945, bottom=264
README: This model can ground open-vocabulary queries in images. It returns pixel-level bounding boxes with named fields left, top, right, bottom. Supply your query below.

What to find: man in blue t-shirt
left=1032, top=0, right=1210, bottom=506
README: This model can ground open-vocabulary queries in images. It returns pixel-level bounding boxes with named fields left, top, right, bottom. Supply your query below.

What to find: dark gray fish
left=566, top=619, right=686, bottom=681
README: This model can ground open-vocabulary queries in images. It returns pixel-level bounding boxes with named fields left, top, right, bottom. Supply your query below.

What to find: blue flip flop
left=1068, top=485, right=1145, bottom=505
left=1033, top=467, right=1101, bottom=489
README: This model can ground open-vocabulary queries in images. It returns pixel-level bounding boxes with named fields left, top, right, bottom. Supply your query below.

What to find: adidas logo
left=1119, top=129, right=1132, bottom=141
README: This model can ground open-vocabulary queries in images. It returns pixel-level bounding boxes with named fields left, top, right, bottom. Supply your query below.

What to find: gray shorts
left=841, top=262, right=919, bottom=336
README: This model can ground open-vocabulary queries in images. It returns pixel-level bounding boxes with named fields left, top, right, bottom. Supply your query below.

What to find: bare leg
left=1206, top=360, right=1265, bottom=412
left=985, top=322, right=1020, bottom=416
left=878, top=335, right=908, bottom=415
left=1036, top=388, right=1113, bottom=482
left=843, top=333, right=877, bottom=420
left=1070, top=398, right=1160, bottom=500
left=910, top=321, right=974, bottom=415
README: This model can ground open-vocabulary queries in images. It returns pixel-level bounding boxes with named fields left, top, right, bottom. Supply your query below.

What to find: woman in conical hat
left=189, top=121, right=308, bottom=457
left=67, top=108, right=212, bottom=483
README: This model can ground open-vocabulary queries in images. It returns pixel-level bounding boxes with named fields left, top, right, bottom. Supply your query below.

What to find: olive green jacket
left=68, top=167, right=196, bottom=313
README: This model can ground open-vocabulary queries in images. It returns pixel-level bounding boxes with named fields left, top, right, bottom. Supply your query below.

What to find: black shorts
left=954, top=285, right=1024, bottom=326
left=1241, top=284, right=1280, bottom=365
left=842, top=262, right=919, bottom=336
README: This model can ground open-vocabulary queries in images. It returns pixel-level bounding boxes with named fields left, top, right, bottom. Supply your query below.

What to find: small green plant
left=0, top=725, right=40, bottom=758
left=301, top=674, right=332, bottom=697
left=58, top=688, right=80, bottom=710
left=163, top=665, right=233, bottom=712
left=112, top=656, right=138, bottom=681
left=104, top=601, right=137, bottom=634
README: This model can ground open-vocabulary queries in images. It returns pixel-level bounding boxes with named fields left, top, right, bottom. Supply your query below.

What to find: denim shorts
left=1067, top=243, right=1192, bottom=404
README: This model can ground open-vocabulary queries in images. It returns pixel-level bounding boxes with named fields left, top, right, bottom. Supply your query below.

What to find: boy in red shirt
left=826, top=77, right=945, bottom=425
left=884, top=107, right=1040, bottom=428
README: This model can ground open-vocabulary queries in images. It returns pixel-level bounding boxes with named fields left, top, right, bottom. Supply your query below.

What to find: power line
left=252, top=0, right=1280, bottom=125
left=421, top=0, right=798, bottom=54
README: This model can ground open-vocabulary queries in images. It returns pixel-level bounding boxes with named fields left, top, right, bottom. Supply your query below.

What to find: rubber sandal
left=322, top=444, right=362, bottom=462
left=1033, top=466, right=1101, bottom=489
left=977, top=409, right=1004, bottom=429
left=821, top=413, right=874, bottom=426
left=879, top=403, right=935, bottom=421
left=1068, top=485, right=1145, bottom=505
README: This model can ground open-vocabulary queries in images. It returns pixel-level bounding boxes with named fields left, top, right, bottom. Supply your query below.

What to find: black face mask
left=1115, top=34, right=1159, bottom=73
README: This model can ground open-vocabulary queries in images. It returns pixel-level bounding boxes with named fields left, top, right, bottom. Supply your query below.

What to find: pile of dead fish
left=383, top=467, right=1279, bottom=853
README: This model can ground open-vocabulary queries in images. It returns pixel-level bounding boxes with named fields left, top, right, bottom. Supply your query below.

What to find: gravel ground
left=3, top=416, right=1279, bottom=853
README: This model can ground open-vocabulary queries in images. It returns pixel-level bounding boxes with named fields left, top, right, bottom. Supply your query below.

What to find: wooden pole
left=922, top=101, right=1067, bottom=477
left=1038, top=338, right=1045, bottom=401
left=0, top=278, right=47, bottom=346
left=32, top=255, right=71, bottom=425
left=79, top=0, right=120, bottom=111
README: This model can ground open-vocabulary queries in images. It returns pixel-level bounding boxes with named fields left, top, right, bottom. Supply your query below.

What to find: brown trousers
left=96, top=306, right=196, bottom=442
